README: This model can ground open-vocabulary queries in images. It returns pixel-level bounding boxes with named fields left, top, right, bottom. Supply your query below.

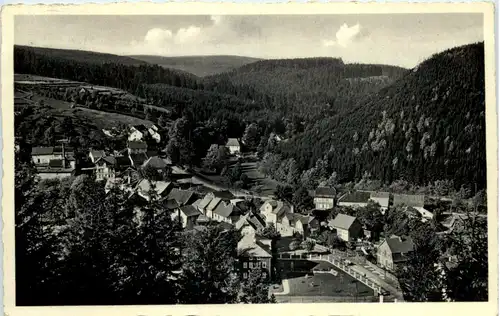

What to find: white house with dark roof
left=174, top=205, right=202, bottom=229
left=136, top=179, right=173, bottom=201
left=225, top=138, right=241, bottom=154
left=167, top=188, right=196, bottom=206
left=259, top=199, right=293, bottom=228
left=314, top=187, right=337, bottom=210
left=128, top=125, right=149, bottom=142
left=328, top=213, right=363, bottom=242
left=281, top=213, right=319, bottom=238
left=237, top=234, right=272, bottom=280
left=377, top=235, right=415, bottom=270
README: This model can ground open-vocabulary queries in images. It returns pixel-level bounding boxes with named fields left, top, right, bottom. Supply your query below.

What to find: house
left=281, top=213, right=319, bottom=238
left=393, top=194, right=433, bottom=221
left=127, top=141, right=148, bottom=155
left=337, top=191, right=371, bottom=208
left=259, top=199, right=293, bottom=228
left=237, top=234, right=273, bottom=280
left=94, top=156, right=131, bottom=181
left=136, top=179, right=173, bottom=201
left=377, top=235, right=415, bottom=270
left=89, top=149, right=105, bottom=163
left=225, top=138, right=241, bottom=155
left=174, top=205, right=202, bottom=230
left=147, top=125, right=161, bottom=143
left=369, top=192, right=390, bottom=213
left=211, top=201, right=243, bottom=224
left=31, top=146, right=75, bottom=166
left=314, top=187, right=337, bottom=210
left=129, top=153, right=149, bottom=168
left=128, top=125, right=149, bottom=142
left=328, top=214, right=363, bottom=242
left=167, top=188, right=196, bottom=206
left=142, top=156, right=168, bottom=170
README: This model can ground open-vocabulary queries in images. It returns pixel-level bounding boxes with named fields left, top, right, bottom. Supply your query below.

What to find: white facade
left=32, top=153, right=63, bottom=165
left=228, top=145, right=240, bottom=154
left=314, top=197, right=335, bottom=210
left=128, top=130, right=145, bottom=142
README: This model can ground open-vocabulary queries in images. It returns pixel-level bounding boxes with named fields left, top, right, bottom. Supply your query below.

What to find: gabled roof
left=393, top=194, right=425, bottom=207
left=238, top=235, right=272, bottom=258
left=198, top=195, right=213, bottom=210
left=260, top=199, right=290, bottom=215
left=142, top=156, right=167, bottom=169
left=210, top=190, right=236, bottom=200
left=214, top=202, right=240, bottom=219
left=329, top=213, right=358, bottom=230
left=90, top=150, right=105, bottom=159
left=128, top=141, right=148, bottom=150
left=137, top=179, right=172, bottom=196
left=246, top=213, right=266, bottom=231
left=165, top=199, right=180, bottom=210
left=207, top=197, right=222, bottom=212
left=167, top=188, right=195, bottom=206
left=338, top=191, right=371, bottom=203
left=130, top=153, right=148, bottom=166
left=180, top=205, right=202, bottom=217
left=131, top=125, right=149, bottom=133
left=315, top=187, right=337, bottom=198
left=384, top=235, right=415, bottom=254
left=32, top=146, right=55, bottom=155
left=226, top=138, right=240, bottom=147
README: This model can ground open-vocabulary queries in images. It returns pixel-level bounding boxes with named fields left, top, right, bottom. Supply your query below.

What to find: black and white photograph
left=2, top=3, right=497, bottom=314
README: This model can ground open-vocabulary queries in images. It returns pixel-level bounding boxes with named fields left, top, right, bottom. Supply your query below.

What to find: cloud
left=323, top=23, right=362, bottom=48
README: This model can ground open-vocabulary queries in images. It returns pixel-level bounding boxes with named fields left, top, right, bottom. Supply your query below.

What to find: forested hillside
left=272, top=42, right=486, bottom=191
left=130, top=55, right=261, bottom=76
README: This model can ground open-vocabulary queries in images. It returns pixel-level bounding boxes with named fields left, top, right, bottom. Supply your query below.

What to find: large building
left=328, top=214, right=363, bottom=242
left=237, top=234, right=273, bottom=280
left=377, top=235, right=415, bottom=270
left=225, top=138, right=241, bottom=155
left=313, top=187, right=337, bottom=210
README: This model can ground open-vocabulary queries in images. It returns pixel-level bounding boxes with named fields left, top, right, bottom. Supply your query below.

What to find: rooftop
left=393, top=194, right=425, bottom=207
left=226, top=138, right=240, bottom=147
left=338, top=191, right=371, bottom=203
left=237, top=235, right=272, bottom=258
left=315, top=187, right=337, bottom=198
left=329, top=213, right=358, bottom=230
left=180, top=205, right=202, bottom=217
left=142, top=156, right=168, bottom=170
left=384, top=235, right=415, bottom=254
left=128, top=141, right=148, bottom=150
left=167, top=188, right=195, bottom=206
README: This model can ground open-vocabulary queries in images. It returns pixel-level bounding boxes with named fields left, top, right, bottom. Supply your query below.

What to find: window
left=249, top=262, right=253, bottom=269
left=243, top=262, right=247, bottom=268
left=37, top=159, right=40, bottom=163
left=262, top=261, right=267, bottom=268
left=255, top=262, right=261, bottom=268
left=243, top=273, right=247, bottom=279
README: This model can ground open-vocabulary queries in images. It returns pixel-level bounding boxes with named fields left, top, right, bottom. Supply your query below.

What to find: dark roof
left=132, top=125, right=149, bottom=133
left=167, top=188, right=195, bottom=206
left=165, top=199, right=180, bottom=210
left=180, top=205, right=202, bottom=217
left=393, top=194, right=425, bottom=207
left=130, top=153, right=148, bottom=166
left=97, top=156, right=117, bottom=165
left=90, top=150, right=105, bottom=159
left=329, top=214, right=358, bottom=230
left=32, top=147, right=54, bottom=155
left=226, top=138, right=240, bottom=147
left=247, top=213, right=266, bottom=230
left=315, top=187, right=337, bottom=198
left=211, top=190, right=236, bottom=200
left=213, top=202, right=240, bottom=218
left=115, top=156, right=132, bottom=168
left=385, top=235, right=415, bottom=254
left=142, top=156, right=167, bottom=169
left=128, top=141, right=148, bottom=150
left=48, top=159, right=64, bottom=168
left=338, top=191, right=371, bottom=203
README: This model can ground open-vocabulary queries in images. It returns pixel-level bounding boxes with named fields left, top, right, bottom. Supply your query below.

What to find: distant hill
left=202, top=58, right=408, bottom=119
left=129, top=55, right=261, bottom=77
left=14, top=45, right=148, bottom=66
left=276, top=42, right=486, bottom=190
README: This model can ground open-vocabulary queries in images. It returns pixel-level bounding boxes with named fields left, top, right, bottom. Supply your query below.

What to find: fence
left=274, top=296, right=379, bottom=303
left=363, top=260, right=399, bottom=285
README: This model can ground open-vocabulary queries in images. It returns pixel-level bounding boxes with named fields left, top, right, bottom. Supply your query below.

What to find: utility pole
left=57, top=138, right=70, bottom=169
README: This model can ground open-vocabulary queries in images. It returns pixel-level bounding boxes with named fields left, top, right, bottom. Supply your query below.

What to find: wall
left=38, top=171, right=72, bottom=180
left=314, top=197, right=335, bottom=210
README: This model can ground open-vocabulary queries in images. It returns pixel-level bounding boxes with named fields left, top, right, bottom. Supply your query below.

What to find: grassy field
left=240, top=162, right=280, bottom=196
left=30, top=94, right=153, bottom=129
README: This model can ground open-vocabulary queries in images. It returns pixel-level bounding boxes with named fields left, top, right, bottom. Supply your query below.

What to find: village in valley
left=21, top=112, right=485, bottom=303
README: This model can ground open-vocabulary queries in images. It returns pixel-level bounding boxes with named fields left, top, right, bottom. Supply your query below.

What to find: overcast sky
left=14, top=14, right=483, bottom=68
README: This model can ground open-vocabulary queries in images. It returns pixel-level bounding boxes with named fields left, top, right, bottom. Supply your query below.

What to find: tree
left=445, top=214, right=488, bottom=301
left=292, top=186, right=314, bottom=213
left=242, top=122, right=260, bottom=148
left=178, top=226, right=242, bottom=304
left=289, top=240, right=301, bottom=251
left=203, top=144, right=229, bottom=172
left=239, top=268, right=276, bottom=304
left=274, top=184, right=293, bottom=203
left=256, top=223, right=281, bottom=240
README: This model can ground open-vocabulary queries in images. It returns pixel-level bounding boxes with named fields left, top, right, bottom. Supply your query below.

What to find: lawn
left=240, top=162, right=280, bottom=196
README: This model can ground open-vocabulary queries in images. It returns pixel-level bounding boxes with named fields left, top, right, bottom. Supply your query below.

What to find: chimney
left=290, top=204, right=294, bottom=214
